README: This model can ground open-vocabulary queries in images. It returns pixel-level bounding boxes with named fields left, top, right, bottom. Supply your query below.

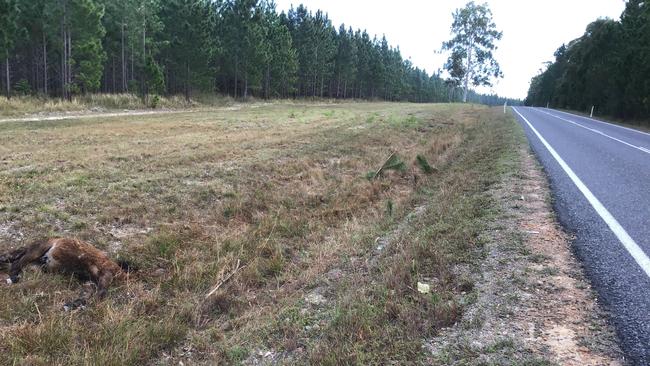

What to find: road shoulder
left=426, top=121, right=623, bottom=365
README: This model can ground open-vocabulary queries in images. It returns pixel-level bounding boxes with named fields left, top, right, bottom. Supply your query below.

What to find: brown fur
left=2, top=238, right=128, bottom=308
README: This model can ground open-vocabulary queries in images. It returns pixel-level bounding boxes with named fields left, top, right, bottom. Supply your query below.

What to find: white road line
left=548, top=108, right=650, bottom=138
left=534, top=108, right=650, bottom=156
left=512, top=107, right=650, bottom=279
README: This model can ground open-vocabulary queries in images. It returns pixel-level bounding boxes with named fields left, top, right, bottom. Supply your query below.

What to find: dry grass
left=0, top=93, right=237, bottom=117
left=0, top=102, right=515, bottom=365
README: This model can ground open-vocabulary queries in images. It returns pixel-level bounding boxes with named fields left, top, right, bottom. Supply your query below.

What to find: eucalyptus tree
left=442, top=1, right=502, bottom=102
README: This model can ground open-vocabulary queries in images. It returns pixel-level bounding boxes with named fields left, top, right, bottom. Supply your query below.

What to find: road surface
left=512, top=107, right=650, bottom=364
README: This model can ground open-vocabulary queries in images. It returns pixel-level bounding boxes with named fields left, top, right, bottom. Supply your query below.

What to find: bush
left=150, top=95, right=161, bottom=109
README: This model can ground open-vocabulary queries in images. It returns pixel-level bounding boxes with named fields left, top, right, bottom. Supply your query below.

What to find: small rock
left=417, top=282, right=430, bottom=294
left=305, top=287, right=327, bottom=306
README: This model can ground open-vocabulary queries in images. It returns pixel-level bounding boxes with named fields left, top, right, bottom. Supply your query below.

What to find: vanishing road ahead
left=513, top=107, right=650, bottom=364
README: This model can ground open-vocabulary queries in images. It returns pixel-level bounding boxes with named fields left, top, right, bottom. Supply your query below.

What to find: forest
left=0, top=0, right=516, bottom=106
left=525, top=0, right=650, bottom=122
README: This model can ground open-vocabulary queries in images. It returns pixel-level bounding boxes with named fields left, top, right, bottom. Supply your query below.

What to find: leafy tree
left=526, top=1, right=650, bottom=122
left=443, top=1, right=503, bottom=102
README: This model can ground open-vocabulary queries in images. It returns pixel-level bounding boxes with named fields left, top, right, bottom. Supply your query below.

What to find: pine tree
left=261, top=4, right=297, bottom=98
left=160, top=0, right=213, bottom=100
left=0, top=0, right=20, bottom=98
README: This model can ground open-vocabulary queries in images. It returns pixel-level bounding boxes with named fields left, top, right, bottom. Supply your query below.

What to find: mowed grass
left=0, top=102, right=517, bottom=365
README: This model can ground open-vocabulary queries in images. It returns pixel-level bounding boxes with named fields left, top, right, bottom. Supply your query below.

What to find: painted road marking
left=549, top=108, right=650, bottom=138
left=534, top=108, right=650, bottom=156
left=512, top=107, right=650, bottom=279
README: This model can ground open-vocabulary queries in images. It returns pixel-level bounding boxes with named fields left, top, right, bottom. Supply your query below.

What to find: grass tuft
left=416, top=154, right=435, bottom=174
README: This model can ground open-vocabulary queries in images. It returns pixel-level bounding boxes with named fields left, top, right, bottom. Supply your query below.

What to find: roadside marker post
left=590, top=105, right=595, bottom=118
left=504, top=101, right=507, bottom=114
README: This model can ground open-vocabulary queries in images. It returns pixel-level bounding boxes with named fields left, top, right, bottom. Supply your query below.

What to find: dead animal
left=0, top=237, right=133, bottom=310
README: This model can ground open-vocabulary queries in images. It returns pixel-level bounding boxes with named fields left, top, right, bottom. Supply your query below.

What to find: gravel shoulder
left=426, top=128, right=624, bottom=364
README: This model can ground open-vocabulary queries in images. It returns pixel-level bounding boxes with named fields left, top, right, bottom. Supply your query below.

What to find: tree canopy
left=0, top=0, right=516, bottom=105
left=443, top=1, right=503, bottom=103
left=526, top=0, right=650, bottom=122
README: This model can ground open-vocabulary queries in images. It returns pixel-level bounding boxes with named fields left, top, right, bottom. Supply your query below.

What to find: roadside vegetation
left=526, top=0, right=650, bottom=124
left=0, top=93, right=238, bottom=117
left=0, top=102, right=523, bottom=364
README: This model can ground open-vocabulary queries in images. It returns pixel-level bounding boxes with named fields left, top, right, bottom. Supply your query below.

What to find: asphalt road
left=512, top=107, right=650, bottom=365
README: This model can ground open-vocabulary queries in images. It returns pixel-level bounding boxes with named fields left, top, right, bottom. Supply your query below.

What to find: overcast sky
left=274, top=0, right=627, bottom=99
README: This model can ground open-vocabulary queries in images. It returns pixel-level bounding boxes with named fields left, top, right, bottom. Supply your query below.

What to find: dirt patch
left=513, top=147, right=622, bottom=365
left=425, top=144, right=623, bottom=364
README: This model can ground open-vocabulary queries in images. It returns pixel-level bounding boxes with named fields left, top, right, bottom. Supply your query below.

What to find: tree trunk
left=141, top=18, right=147, bottom=100
left=67, top=29, right=72, bottom=100
left=121, top=22, right=126, bottom=92
left=463, top=45, right=473, bottom=103
left=5, top=57, right=10, bottom=99
left=336, top=73, right=341, bottom=98
left=61, top=2, right=66, bottom=100
left=264, top=64, right=270, bottom=100
left=244, top=75, right=248, bottom=99
left=185, top=61, right=190, bottom=102
left=34, top=48, right=39, bottom=94
left=234, top=57, right=238, bottom=98
left=131, top=42, right=134, bottom=86
left=43, top=32, right=48, bottom=96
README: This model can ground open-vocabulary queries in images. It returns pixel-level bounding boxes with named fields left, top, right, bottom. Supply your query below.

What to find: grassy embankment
left=0, top=102, right=522, bottom=364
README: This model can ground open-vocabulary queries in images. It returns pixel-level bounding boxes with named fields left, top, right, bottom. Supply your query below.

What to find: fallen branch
left=205, top=259, right=244, bottom=299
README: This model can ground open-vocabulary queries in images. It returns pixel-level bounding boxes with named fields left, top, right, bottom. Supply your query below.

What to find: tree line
left=0, top=0, right=518, bottom=105
left=525, top=0, right=650, bottom=121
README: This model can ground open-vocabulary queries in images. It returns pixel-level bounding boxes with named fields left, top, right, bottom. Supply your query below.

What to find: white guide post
left=590, top=106, right=595, bottom=118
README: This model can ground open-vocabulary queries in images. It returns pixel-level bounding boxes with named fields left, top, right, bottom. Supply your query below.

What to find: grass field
left=0, top=102, right=519, bottom=365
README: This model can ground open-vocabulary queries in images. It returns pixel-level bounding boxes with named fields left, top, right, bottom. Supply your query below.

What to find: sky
left=274, top=0, right=627, bottom=100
